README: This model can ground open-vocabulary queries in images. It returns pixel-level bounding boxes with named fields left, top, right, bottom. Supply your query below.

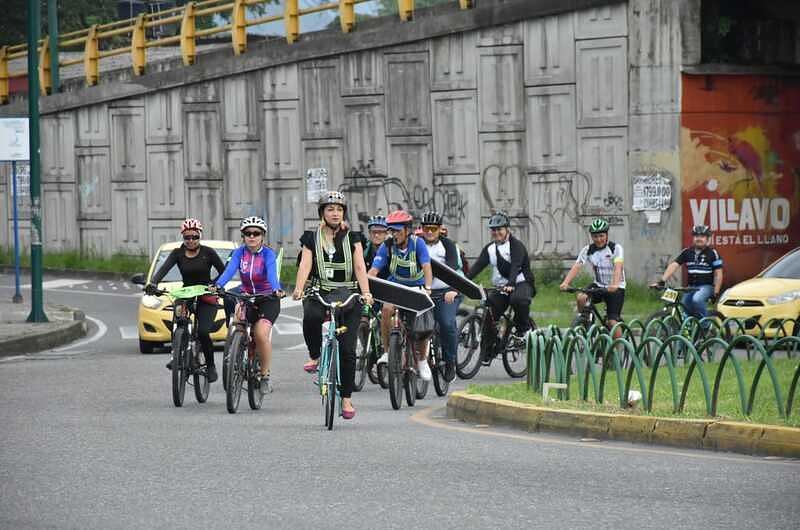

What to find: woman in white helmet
left=214, top=216, right=284, bottom=392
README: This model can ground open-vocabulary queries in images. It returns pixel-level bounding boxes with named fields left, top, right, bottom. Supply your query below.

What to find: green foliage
left=0, top=248, right=149, bottom=275
left=533, top=254, right=566, bottom=286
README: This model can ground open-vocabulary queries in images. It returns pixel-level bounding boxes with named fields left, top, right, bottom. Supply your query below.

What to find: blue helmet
left=367, top=215, right=387, bottom=229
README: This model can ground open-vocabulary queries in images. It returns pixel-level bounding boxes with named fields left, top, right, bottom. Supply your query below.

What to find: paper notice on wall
left=306, top=168, right=328, bottom=203
left=632, top=173, right=672, bottom=212
left=0, top=118, right=29, bottom=161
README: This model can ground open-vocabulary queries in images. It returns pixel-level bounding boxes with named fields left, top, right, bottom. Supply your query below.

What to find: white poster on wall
left=0, top=118, right=30, bottom=161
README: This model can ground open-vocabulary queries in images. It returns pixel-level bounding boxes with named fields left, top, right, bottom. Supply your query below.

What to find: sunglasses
left=421, top=226, right=440, bottom=233
left=183, top=235, right=200, bottom=241
left=242, top=231, right=263, bottom=238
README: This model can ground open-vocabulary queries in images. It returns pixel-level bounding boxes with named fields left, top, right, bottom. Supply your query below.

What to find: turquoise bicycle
left=307, top=288, right=362, bottom=430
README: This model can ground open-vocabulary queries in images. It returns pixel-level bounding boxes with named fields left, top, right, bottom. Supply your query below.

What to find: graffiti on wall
left=681, top=74, right=800, bottom=283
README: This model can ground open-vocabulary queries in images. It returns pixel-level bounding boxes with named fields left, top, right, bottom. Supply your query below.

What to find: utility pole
left=27, top=0, right=48, bottom=322
left=48, top=0, right=59, bottom=93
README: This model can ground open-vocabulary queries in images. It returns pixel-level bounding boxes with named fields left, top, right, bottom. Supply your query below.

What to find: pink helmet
left=180, top=218, right=203, bottom=233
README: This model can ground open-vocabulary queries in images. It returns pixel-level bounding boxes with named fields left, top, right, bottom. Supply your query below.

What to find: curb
left=0, top=308, right=88, bottom=356
left=0, top=265, right=132, bottom=281
left=446, top=391, right=800, bottom=458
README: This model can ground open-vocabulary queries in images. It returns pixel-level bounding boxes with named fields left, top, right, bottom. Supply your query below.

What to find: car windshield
left=762, top=249, right=800, bottom=280
left=149, top=247, right=238, bottom=283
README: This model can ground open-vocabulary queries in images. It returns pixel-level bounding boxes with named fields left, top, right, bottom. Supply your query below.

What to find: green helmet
left=589, top=218, right=609, bottom=234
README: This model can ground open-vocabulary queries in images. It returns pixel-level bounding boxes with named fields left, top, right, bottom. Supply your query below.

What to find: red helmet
left=386, top=210, right=413, bottom=228
left=181, top=218, right=203, bottom=233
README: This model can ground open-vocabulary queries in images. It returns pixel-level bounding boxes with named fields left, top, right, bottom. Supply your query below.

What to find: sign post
left=0, top=118, right=30, bottom=304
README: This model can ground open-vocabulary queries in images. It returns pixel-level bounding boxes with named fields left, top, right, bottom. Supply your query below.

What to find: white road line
left=281, top=298, right=303, bottom=309
left=97, top=285, right=104, bottom=291
left=123, top=282, right=130, bottom=290
left=52, top=316, right=108, bottom=352
left=279, top=313, right=303, bottom=323
left=287, top=342, right=308, bottom=350
left=273, top=323, right=303, bottom=335
left=0, top=355, right=27, bottom=363
left=21, top=279, right=91, bottom=289
left=118, top=326, right=139, bottom=340
left=111, top=286, right=118, bottom=291
left=82, top=284, right=89, bottom=289
left=0, top=285, right=140, bottom=298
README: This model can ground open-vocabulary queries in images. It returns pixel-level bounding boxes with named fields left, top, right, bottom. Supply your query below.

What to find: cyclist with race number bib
left=212, top=216, right=284, bottom=393
left=467, top=212, right=536, bottom=356
left=560, top=218, right=626, bottom=337
left=293, top=191, right=373, bottom=420
left=368, top=209, right=435, bottom=381
left=420, top=211, right=463, bottom=382
left=651, top=225, right=723, bottom=319
left=146, top=218, right=226, bottom=381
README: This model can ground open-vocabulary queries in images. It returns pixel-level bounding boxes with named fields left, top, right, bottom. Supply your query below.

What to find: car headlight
left=141, top=295, right=163, bottom=309
left=766, top=290, right=800, bottom=306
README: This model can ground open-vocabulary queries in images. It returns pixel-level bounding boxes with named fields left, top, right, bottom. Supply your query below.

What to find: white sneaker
left=417, top=359, right=432, bottom=381
left=377, top=352, right=389, bottom=365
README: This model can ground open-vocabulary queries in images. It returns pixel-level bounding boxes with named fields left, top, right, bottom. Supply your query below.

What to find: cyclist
left=419, top=211, right=462, bottom=382
left=560, top=218, right=625, bottom=337
left=368, top=209, right=435, bottom=381
left=651, top=225, right=723, bottom=319
left=467, top=212, right=535, bottom=356
left=363, top=215, right=389, bottom=276
left=213, top=216, right=284, bottom=393
left=293, top=191, right=373, bottom=420
left=146, top=218, right=226, bottom=381
left=439, top=226, right=470, bottom=274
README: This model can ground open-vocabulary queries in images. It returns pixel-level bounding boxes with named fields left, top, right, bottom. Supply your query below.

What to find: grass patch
left=0, top=248, right=149, bottom=275
left=466, top=269, right=663, bottom=328
left=468, top=358, right=800, bottom=427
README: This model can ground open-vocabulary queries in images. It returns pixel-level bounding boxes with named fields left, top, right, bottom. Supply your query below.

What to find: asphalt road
left=0, top=273, right=798, bottom=530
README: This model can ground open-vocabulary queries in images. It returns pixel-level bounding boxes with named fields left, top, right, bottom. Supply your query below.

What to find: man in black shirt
left=652, top=225, right=723, bottom=319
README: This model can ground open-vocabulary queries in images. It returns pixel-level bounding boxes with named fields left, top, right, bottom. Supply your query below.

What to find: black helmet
left=488, top=212, right=510, bottom=229
left=692, top=225, right=712, bottom=237
left=421, top=211, right=443, bottom=226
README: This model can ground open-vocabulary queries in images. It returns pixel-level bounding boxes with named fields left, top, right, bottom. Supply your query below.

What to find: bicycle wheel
left=456, top=314, right=483, bottom=380
left=193, top=341, right=210, bottom=403
left=171, top=327, right=188, bottom=407
left=430, top=339, right=449, bottom=396
left=387, top=332, right=403, bottom=410
left=324, top=343, right=338, bottom=430
left=247, top=357, right=264, bottom=410
left=353, top=321, right=369, bottom=392
left=225, top=331, right=246, bottom=414
left=404, top=368, right=417, bottom=407
left=222, top=327, right=235, bottom=392
left=502, top=342, right=528, bottom=378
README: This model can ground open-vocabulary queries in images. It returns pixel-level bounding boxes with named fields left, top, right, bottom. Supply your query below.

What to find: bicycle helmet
left=385, top=210, right=414, bottom=230
left=692, top=224, right=712, bottom=237
left=240, top=216, right=268, bottom=233
left=180, top=217, right=203, bottom=233
left=420, top=211, right=443, bottom=226
left=589, top=218, right=609, bottom=234
left=367, top=215, right=387, bottom=229
left=488, top=212, right=510, bottom=229
left=317, top=190, right=347, bottom=217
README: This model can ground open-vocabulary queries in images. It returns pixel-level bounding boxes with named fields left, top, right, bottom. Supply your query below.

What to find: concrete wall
left=0, top=0, right=701, bottom=282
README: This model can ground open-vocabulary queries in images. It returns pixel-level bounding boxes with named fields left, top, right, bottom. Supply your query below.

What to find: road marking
left=0, top=355, right=27, bottom=363
left=274, top=323, right=303, bottom=335
left=97, top=285, right=104, bottom=291
left=21, top=279, right=91, bottom=289
left=410, top=406, right=800, bottom=466
left=281, top=298, right=303, bottom=309
left=119, top=326, right=139, bottom=340
left=288, top=342, right=308, bottom=350
left=279, top=313, right=303, bottom=323
left=123, top=282, right=130, bottom=290
left=51, top=316, right=108, bottom=352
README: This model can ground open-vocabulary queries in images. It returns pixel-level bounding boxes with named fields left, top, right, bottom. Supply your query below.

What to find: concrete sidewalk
left=0, top=300, right=87, bottom=356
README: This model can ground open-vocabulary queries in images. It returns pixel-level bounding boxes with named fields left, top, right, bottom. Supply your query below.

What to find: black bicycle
left=428, top=322, right=449, bottom=397
left=354, top=303, right=385, bottom=391
left=457, top=289, right=535, bottom=380
left=563, top=286, right=611, bottom=331
left=149, top=285, right=213, bottom=407
left=220, top=290, right=281, bottom=414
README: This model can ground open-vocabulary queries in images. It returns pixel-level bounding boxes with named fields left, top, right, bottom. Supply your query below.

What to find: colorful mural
left=681, top=74, right=800, bottom=284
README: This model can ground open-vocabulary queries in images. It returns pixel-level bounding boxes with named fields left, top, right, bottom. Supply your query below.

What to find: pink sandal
left=342, top=407, right=356, bottom=420
left=303, top=359, right=318, bottom=373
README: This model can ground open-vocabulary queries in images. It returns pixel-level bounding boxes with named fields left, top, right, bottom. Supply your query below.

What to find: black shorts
left=242, top=297, right=280, bottom=325
left=589, top=283, right=625, bottom=321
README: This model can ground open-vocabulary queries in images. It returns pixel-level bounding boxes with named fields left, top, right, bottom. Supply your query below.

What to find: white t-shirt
left=488, top=240, right=525, bottom=286
left=426, top=241, right=449, bottom=290
left=576, top=242, right=626, bottom=288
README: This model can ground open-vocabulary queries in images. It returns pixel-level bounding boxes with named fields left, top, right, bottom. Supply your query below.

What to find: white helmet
left=240, top=216, right=267, bottom=233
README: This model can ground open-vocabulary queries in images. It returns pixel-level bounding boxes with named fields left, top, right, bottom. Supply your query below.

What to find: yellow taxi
left=717, top=247, right=800, bottom=338
left=133, top=240, right=240, bottom=353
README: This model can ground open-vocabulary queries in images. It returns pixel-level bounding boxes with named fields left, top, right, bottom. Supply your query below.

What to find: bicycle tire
left=431, top=356, right=449, bottom=397
left=387, top=332, right=403, bottom=410
left=221, top=328, right=235, bottom=392
left=404, top=367, right=417, bottom=407
left=324, top=343, right=338, bottom=430
left=225, top=331, right=246, bottom=414
left=502, top=318, right=533, bottom=378
left=456, top=314, right=483, bottom=380
left=171, top=327, right=188, bottom=407
left=247, top=357, right=264, bottom=410
left=353, top=321, right=369, bottom=392
left=193, top=341, right=210, bottom=403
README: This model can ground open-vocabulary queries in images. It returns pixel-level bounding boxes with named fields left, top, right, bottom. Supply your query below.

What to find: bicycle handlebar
left=563, top=286, right=607, bottom=295
left=304, top=288, right=362, bottom=310
left=218, top=289, right=283, bottom=303
left=649, top=285, right=699, bottom=293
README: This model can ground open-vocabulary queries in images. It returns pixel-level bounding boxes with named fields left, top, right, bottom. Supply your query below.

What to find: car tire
left=139, top=338, right=158, bottom=354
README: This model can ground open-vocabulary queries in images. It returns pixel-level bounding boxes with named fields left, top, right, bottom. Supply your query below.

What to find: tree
left=1, top=0, right=118, bottom=47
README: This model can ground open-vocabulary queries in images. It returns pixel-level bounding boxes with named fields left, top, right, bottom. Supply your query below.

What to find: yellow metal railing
left=0, top=0, right=475, bottom=104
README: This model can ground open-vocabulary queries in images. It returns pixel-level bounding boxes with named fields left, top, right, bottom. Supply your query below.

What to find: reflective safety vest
left=389, top=236, right=424, bottom=282
left=314, top=227, right=357, bottom=291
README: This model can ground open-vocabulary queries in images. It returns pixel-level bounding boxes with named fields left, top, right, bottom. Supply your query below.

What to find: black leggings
left=487, top=283, right=533, bottom=334
left=302, top=296, right=360, bottom=398
left=187, top=300, right=218, bottom=368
